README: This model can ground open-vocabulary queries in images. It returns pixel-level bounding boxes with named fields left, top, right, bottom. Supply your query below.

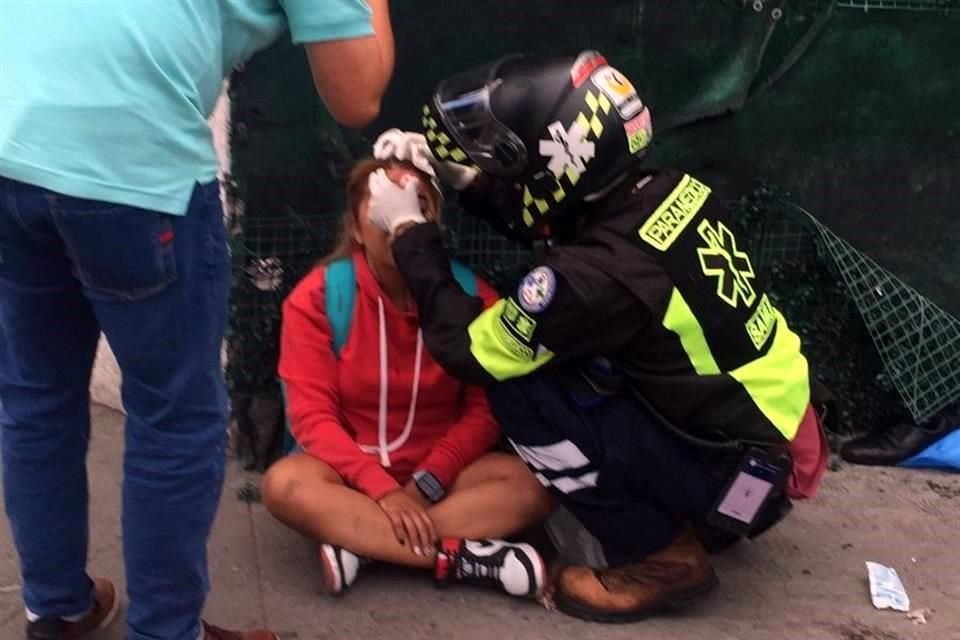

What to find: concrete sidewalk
left=1, top=404, right=958, bottom=640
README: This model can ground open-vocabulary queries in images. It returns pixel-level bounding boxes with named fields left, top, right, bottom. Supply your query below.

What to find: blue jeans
left=0, top=177, right=230, bottom=640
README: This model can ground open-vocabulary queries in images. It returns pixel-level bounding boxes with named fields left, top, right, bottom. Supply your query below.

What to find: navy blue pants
left=487, top=371, right=734, bottom=566
left=0, top=177, right=230, bottom=640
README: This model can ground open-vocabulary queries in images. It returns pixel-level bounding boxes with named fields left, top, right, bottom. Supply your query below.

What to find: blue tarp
left=899, top=426, right=960, bottom=472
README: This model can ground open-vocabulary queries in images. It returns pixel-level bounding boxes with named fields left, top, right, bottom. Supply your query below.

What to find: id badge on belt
left=705, top=447, right=792, bottom=537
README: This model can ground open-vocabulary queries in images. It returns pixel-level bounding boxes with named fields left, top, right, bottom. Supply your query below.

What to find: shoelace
left=460, top=554, right=503, bottom=586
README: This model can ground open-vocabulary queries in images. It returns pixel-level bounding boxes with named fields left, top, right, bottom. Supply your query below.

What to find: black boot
left=841, top=403, right=960, bottom=466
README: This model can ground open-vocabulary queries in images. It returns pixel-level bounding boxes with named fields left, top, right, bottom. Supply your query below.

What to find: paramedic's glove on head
left=368, top=169, right=426, bottom=235
left=373, top=128, right=479, bottom=191
left=374, top=129, right=433, bottom=175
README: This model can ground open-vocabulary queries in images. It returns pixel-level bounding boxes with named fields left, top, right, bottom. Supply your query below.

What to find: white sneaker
left=318, top=544, right=367, bottom=595
left=436, top=538, right=546, bottom=599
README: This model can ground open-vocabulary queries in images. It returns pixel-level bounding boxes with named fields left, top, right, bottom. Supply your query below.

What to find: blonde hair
left=320, top=158, right=442, bottom=265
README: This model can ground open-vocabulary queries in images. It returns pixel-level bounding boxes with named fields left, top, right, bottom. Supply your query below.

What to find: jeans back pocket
left=50, top=199, right=178, bottom=301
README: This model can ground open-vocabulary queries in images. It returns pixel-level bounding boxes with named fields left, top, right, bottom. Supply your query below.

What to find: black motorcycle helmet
left=422, top=51, right=653, bottom=241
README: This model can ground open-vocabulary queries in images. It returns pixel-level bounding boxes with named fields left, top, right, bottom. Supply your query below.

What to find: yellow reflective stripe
left=467, top=300, right=555, bottom=381
left=663, top=288, right=809, bottom=440
left=662, top=288, right=720, bottom=375
left=729, top=311, right=810, bottom=440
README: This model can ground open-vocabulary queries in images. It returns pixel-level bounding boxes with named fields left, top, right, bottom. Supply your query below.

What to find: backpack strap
left=450, top=259, right=478, bottom=296
left=324, top=257, right=357, bottom=356
left=325, top=257, right=472, bottom=354
left=281, top=257, right=355, bottom=457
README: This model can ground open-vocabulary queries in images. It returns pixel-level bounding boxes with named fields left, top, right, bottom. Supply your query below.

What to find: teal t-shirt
left=0, top=0, right=372, bottom=215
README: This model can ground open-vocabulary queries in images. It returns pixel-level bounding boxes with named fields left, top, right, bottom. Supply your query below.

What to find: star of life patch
left=517, top=266, right=557, bottom=314
left=539, top=120, right=595, bottom=180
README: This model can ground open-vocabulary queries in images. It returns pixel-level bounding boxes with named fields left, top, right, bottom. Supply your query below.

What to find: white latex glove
left=367, top=169, right=427, bottom=235
left=373, top=129, right=434, bottom=176
left=373, top=128, right=479, bottom=191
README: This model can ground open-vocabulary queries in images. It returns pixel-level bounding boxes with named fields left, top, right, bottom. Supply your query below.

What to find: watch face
left=415, top=471, right=444, bottom=503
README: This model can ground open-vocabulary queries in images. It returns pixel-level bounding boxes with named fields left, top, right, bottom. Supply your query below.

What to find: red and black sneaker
left=435, top=538, right=546, bottom=599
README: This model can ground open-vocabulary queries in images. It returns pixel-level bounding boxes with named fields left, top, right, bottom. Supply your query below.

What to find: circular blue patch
left=517, top=266, right=557, bottom=313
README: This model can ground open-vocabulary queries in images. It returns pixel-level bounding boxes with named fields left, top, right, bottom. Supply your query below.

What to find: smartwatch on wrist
left=412, top=470, right=445, bottom=503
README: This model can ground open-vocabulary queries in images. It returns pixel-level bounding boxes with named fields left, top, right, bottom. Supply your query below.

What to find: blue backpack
left=280, top=257, right=477, bottom=455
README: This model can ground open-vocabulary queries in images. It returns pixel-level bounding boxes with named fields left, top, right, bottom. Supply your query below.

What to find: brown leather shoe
left=66, top=577, right=121, bottom=640
left=203, top=621, right=278, bottom=640
left=555, top=531, right=717, bottom=623
left=26, top=577, right=121, bottom=640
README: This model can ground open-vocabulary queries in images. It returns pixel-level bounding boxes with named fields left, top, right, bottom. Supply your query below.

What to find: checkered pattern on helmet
left=520, top=89, right=612, bottom=228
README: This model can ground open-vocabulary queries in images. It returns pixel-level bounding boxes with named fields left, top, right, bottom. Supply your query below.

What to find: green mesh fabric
left=792, top=203, right=959, bottom=423
left=225, top=1, right=958, bottom=468
left=734, top=189, right=959, bottom=435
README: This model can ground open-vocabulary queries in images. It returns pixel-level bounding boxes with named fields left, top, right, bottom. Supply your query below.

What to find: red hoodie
left=279, top=251, right=501, bottom=500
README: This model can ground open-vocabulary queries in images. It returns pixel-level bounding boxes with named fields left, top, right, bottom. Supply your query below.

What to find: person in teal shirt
left=0, top=3, right=394, bottom=640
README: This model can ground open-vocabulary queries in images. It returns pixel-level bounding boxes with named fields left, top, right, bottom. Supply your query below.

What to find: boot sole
left=555, top=572, right=719, bottom=624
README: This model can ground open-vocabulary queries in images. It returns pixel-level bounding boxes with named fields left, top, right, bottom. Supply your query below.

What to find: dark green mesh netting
left=225, top=0, right=959, bottom=469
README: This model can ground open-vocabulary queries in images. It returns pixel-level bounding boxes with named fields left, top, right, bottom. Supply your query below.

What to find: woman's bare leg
left=261, top=454, right=433, bottom=568
left=429, top=452, right=555, bottom=539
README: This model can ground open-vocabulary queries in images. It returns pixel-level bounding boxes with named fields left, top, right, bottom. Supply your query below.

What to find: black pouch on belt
left=558, top=357, right=625, bottom=408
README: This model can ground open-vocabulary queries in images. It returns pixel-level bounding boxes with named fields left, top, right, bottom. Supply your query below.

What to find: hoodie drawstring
left=359, top=296, right=423, bottom=467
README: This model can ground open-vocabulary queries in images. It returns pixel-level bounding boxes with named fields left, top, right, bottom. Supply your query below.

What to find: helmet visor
left=434, top=57, right=527, bottom=176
